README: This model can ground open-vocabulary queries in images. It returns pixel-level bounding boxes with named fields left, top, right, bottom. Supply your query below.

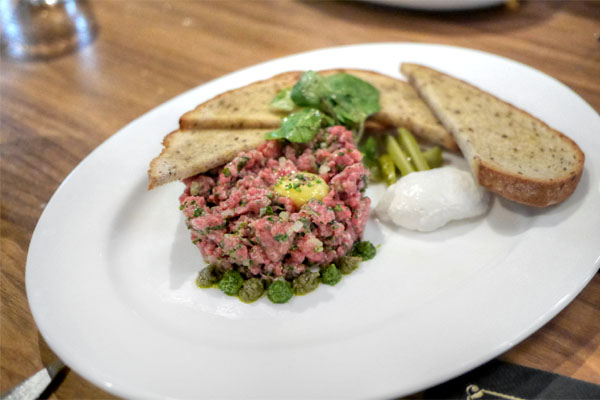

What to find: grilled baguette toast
left=401, top=63, right=585, bottom=207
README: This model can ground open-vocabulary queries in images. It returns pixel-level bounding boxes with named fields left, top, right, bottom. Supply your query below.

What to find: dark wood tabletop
left=1, top=1, right=599, bottom=398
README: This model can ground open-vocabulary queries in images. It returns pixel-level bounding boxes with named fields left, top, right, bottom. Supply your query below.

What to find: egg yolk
left=274, top=172, right=329, bottom=207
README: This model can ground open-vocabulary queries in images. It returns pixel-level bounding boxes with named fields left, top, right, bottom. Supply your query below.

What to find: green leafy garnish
left=270, top=87, right=296, bottom=112
left=359, top=136, right=382, bottom=181
left=359, top=136, right=378, bottom=164
left=290, top=71, right=329, bottom=108
left=288, top=71, right=380, bottom=142
left=265, top=108, right=331, bottom=143
left=324, top=73, right=380, bottom=132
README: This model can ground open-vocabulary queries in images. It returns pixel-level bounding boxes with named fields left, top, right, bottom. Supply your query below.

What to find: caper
left=239, top=278, right=264, bottom=303
left=196, top=265, right=221, bottom=288
left=320, top=264, right=342, bottom=286
left=267, top=279, right=294, bottom=304
left=219, top=270, right=244, bottom=296
left=335, top=256, right=362, bottom=275
left=293, top=271, right=320, bottom=295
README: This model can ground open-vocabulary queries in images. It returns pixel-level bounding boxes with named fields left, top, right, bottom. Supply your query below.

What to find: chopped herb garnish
left=260, top=206, right=274, bottom=217
left=237, top=156, right=250, bottom=171
left=265, top=108, right=331, bottom=143
left=223, top=167, right=231, bottom=177
left=270, top=87, right=296, bottom=112
left=274, top=233, right=289, bottom=242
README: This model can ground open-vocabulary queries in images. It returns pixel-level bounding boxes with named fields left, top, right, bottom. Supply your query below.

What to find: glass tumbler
left=0, top=0, right=97, bottom=60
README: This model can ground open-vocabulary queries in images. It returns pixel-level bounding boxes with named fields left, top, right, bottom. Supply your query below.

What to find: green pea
left=267, top=279, right=294, bottom=304
left=219, top=270, right=244, bottom=296
left=320, top=264, right=342, bottom=286
left=239, top=278, right=264, bottom=303
left=335, top=256, right=362, bottom=275
left=196, top=265, right=221, bottom=288
left=292, top=271, right=320, bottom=295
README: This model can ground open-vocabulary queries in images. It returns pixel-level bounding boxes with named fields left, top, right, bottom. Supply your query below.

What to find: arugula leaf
left=270, top=87, right=296, bottom=112
left=324, top=73, right=381, bottom=124
left=268, top=71, right=381, bottom=144
left=359, top=136, right=382, bottom=182
left=288, top=71, right=380, bottom=140
left=265, top=108, right=329, bottom=143
left=359, top=136, right=378, bottom=165
left=290, top=71, right=328, bottom=108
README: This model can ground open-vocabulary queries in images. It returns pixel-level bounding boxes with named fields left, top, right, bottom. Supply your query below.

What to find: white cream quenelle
left=375, top=166, right=491, bottom=232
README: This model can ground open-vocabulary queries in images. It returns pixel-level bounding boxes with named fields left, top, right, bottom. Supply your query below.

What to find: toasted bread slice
left=148, top=128, right=269, bottom=189
left=401, top=63, right=585, bottom=207
left=179, top=71, right=302, bottom=130
left=180, top=69, right=457, bottom=150
left=320, top=69, right=458, bottom=151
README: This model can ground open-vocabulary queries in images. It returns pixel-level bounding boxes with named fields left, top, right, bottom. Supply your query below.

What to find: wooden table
left=1, top=1, right=599, bottom=398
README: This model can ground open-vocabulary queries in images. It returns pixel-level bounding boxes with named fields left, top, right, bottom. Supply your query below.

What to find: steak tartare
left=179, top=126, right=372, bottom=301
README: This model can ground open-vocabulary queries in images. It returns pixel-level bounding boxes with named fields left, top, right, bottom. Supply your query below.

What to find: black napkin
left=422, top=359, right=600, bottom=400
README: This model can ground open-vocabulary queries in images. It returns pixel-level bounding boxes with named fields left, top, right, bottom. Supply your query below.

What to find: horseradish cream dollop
left=375, top=166, right=491, bottom=232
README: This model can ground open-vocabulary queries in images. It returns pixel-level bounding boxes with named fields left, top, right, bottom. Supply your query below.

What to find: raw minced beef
left=179, top=126, right=370, bottom=281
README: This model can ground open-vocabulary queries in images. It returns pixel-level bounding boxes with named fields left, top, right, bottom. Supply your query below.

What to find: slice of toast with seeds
left=149, top=69, right=458, bottom=189
left=319, top=69, right=458, bottom=151
left=401, top=63, right=585, bottom=207
left=179, top=71, right=302, bottom=130
left=179, top=69, right=457, bottom=150
left=147, top=128, right=269, bottom=189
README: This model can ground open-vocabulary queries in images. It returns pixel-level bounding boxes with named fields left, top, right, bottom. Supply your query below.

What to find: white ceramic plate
left=27, top=43, right=600, bottom=399
left=361, top=0, right=504, bottom=11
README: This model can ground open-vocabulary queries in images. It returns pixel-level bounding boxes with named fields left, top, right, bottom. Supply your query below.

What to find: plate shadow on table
left=304, top=0, right=558, bottom=36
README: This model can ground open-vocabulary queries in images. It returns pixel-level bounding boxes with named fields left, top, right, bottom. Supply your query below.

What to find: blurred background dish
left=361, top=0, right=506, bottom=11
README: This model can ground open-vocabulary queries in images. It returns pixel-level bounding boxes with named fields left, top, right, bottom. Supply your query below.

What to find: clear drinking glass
left=0, top=0, right=97, bottom=60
